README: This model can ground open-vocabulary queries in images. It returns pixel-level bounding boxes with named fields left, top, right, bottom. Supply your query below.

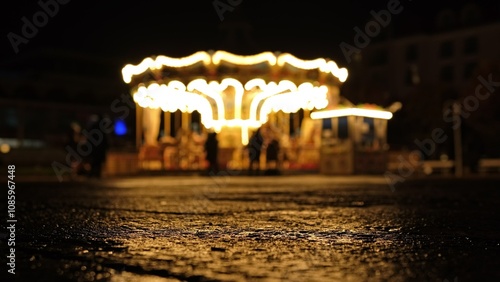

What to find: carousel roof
left=122, top=51, right=348, bottom=85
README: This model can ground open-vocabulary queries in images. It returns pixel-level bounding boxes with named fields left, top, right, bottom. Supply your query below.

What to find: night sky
left=2, top=0, right=496, bottom=67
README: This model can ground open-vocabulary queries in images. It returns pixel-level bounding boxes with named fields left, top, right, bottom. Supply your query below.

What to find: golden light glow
left=259, top=84, right=329, bottom=123
left=277, top=53, right=349, bottom=82
left=241, top=125, right=249, bottom=146
left=277, top=53, right=326, bottom=69
left=212, top=51, right=277, bottom=65
left=213, top=119, right=261, bottom=128
left=122, top=51, right=211, bottom=83
left=131, top=78, right=330, bottom=144
left=0, top=144, right=10, bottom=154
left=220, top=78, right=244, bottom=119
left=154, top=52, right=211, bottom=68
left=187, top=79, right=226, bottom=120
left=133, top=82, right=215, bottom=126
left=310, top=108, right=394, bottom=120
left=122, top=51, right=349, bottom=84
left=247, top=79, right=297, bottom=121
left=124, top=51, right=351, bottom=145
left=320, top=61, right=349, bottom=82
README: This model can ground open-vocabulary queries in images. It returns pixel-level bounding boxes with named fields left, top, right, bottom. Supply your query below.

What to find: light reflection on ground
left=14, top=175, right=500, bottom=281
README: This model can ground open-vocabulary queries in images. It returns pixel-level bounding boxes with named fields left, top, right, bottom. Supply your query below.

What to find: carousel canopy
left=122, top=51, right=348, bottom=84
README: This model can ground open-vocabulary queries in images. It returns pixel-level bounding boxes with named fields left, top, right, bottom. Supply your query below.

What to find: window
left=463, top=62, right=477, bottom=79
left=322, top=118, right=332, bottom=130
left=406, top=44, right=418, bottom=61
left=440, top=65, right=454, bottom=82
left=440, top=41, right=454, bottom=58
left=338, top=117, right=348, bottom=139
left=463, top=37, right=478, bottom=55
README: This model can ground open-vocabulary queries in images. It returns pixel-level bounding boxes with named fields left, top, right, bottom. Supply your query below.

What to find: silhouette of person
left=248, top=127, right=263, bottom=175
left=204, top=131, right=219, bottom=174
left=265, top=137, right=280, bottom=175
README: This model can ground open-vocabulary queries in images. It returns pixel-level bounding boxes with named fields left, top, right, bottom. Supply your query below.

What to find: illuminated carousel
left=121, top=51, right=399, bottom=173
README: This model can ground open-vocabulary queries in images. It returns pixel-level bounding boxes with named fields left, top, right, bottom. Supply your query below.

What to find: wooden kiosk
left=311, top=103, right=401, bottom=174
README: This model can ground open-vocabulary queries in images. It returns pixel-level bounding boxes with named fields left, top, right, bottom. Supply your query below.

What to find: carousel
left=121, top=50, right=400, bottom=173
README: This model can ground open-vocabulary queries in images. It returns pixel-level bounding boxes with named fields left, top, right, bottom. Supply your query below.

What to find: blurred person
left=204, top=131, right=219, bottom=174
left=265, top=137, right=280, bottom=175
left=248, top=127, right=263, bottom=175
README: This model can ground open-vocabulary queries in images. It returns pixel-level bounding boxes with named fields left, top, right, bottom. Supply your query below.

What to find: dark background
left=3, top=0, right=497, bottom=65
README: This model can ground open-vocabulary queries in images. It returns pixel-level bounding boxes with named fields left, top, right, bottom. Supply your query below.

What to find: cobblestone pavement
left=4, top=175, right=500, bottom=281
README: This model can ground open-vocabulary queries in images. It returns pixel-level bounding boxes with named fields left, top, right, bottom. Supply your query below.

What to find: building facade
left=343, top=3, right=500, bottom=162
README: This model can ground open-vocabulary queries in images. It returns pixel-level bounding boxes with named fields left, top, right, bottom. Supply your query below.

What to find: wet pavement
left=3, top=175, right=500, bottom=281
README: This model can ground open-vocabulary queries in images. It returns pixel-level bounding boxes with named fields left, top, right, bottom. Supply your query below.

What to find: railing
left=478, top=159, right=500, bottom=174
left=421, top=160, right=454, bottom=175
